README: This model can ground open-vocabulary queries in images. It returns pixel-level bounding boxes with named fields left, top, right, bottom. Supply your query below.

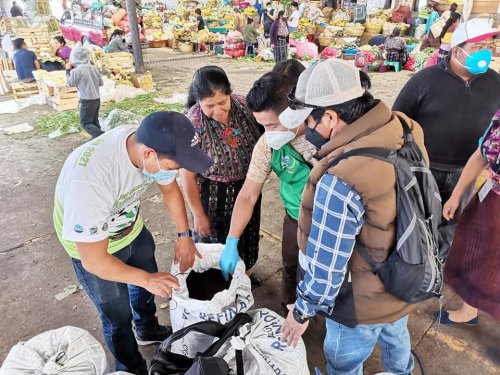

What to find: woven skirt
left=444, top=191, right=500, bottom=320
left=196, top=178, right=262, bottom=270
left=273, top=38, right=288, bottom=63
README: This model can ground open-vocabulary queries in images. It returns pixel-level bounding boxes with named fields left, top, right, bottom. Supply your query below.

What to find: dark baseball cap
left=136, top=111, right=213, bottom=173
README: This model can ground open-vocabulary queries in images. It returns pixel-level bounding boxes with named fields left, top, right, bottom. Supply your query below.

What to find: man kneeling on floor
left=53, top=112, right=213, bottom=374
left=280, top=59, right=428, bottom=375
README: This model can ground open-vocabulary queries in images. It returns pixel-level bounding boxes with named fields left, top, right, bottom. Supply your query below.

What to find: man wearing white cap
left=278, top=59, right=428, bottom=374
left=393, top=19, right=500, bottom=284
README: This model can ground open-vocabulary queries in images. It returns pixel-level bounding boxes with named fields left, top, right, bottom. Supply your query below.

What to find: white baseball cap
left=451, top=19, right=499, bottom=48
left=279, top=59, right=365, bottom=129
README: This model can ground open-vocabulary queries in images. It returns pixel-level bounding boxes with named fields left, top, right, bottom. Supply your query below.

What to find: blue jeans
left=324, top=316, right=414, bottom=375
left=72, top=227, right=158, bottom=371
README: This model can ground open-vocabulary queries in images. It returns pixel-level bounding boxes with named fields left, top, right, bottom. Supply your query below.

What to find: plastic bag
left=170, top=243, right=254, bottom=358
left=296, top=42, right=319, bottom=59
left=100, top=109, right=143, bottom=132
left=112, top=85, right=148, bottom=103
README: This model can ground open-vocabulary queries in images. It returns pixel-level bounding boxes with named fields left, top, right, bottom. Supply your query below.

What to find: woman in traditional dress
left=270, top=10, right=290, bottom=64
left=435, top=109, right=500, bottom=324
left=182, top=66, right=263, bottom=285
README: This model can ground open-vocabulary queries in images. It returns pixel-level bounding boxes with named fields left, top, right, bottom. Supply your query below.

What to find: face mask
left=265, top=128, right=298, bottom=150
left=457, top=48, right=492, bottom=75
left=142, top=152, right=178, bottom=185
left=305, top=122, right=331, bottom=149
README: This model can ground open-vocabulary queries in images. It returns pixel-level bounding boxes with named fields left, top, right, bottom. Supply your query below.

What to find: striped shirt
left=295, top=174, right=365, bottom=318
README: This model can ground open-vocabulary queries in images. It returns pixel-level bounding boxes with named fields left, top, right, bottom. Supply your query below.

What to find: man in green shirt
left=221, top=70, right=315, bottom=313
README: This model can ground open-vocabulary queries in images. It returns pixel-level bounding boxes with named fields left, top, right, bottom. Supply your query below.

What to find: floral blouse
left=188, top=94, right=262, bottom=183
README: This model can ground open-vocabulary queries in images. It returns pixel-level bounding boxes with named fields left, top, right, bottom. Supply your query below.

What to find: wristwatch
left=177, top=229, right=193, bottom=238
left=292, top=308, right=309, bottom=324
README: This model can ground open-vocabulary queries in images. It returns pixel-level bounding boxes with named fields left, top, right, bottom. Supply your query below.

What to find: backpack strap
left=201, top=313, right=253, bottom=357
left=327, top=147, right=397, bottom=169
left=159, top=320, right=227, bottom=352
left=236, top=350, right=244, bottom=375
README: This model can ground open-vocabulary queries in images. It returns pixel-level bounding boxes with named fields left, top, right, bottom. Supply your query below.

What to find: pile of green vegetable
left=36, top=93, right=185, bottom=136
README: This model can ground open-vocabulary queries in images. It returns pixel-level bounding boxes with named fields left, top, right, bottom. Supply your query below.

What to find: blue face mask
left=459, top=48, right=492, bottom=75
left=142, top=153, right=178, bottom=185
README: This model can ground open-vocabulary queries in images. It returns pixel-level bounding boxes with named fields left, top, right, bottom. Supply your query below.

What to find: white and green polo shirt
left=54, top=126, right=153, bottom=259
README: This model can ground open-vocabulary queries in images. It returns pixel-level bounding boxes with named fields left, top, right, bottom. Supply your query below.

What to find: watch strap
left=292, top=308, right=308, bottom=324
left=177, top=229, right=193, bottom=238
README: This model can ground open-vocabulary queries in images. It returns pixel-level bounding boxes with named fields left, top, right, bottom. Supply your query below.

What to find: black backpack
left=149, top=313, right=252, bottom=375
left=328, top=115, right=444, bottom=303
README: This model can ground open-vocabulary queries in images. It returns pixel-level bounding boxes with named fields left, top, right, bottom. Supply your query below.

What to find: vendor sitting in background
left=107, top=29, right=129, bottom=53
left=243, top=17, right=260, bottom=52
left=54, top=36, right=72, bottom=63
left=12, top=38, right=40, bottom=82
left=383, top=27, right=408, bottom=66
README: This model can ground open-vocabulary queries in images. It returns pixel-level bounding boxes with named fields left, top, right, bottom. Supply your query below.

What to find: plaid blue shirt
left=295, top=174, right=365, bottom=319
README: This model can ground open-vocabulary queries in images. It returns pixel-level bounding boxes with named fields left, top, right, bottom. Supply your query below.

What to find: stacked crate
left=0, top=17, right=13, bottom=35
left=33, top=70, right=79, bottom=111
left=50, top=86, right=79, bottom=112
left=15, top=25, right=53, bottom=57
left=11, top=82, right=39, bottom=101
left=1, top=59, right=14, bottom=70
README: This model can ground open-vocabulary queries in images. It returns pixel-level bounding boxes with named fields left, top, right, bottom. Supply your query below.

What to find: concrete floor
left=0, top=49, right=499, bottom=374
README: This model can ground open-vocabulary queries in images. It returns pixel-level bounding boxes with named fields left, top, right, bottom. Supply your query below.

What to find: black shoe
left=133, top=323, right=172, bottom=346
left=249, top=273, right=263, bottom=289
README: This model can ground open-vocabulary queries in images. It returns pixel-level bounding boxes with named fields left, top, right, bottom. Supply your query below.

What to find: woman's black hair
left=187, top=66, right=232, bottom=109
left=195, top=8, right=202, bottom=15
left=390, top=27, right=401, bottom=38
left=449, top=2, right=458, bottom=12
left=440, top=11, right=461, bottom=38
left=277, top=10, right=285, bottom=19
left=272, top=59, right=305, bottom=83
left=53, top=35, right=66, bottom=45
left=111, top=29, right=124, bottom=39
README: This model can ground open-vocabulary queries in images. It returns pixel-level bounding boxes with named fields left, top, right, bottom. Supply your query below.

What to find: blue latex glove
left=220, top=237, right=239, bottom=281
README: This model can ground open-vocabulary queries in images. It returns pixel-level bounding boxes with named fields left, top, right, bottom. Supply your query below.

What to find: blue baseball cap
left=136, top=111, right=213, bottom=173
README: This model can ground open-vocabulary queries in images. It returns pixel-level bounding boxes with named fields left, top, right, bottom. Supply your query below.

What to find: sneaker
left=133, top=323, right=172, bottom=346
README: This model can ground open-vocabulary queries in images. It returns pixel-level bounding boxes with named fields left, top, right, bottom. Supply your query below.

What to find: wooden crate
left=11, top=82, right=39, bottom=100
left=35, top=0, right=52, bottom=16
left=0, top=17, right=13, bottom=35
left=52, top=99, right=79, bottom=112
left=1, top=58, right=14, bottom=70
left=53, top=86, right=78, bottom=105
left=41, top=82, right=55, bottom=97
left=100, top=52, right=134, bottom=69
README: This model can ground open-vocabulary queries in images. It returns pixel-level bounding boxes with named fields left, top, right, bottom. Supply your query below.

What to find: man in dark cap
left=53, top=112, right=213, bottom=374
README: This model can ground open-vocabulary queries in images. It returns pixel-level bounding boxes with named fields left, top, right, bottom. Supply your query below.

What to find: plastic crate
left=208, top=27, right=229, bottom=34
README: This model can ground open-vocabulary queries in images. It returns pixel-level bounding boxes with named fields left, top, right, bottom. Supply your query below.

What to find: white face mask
left=265, top=130, right=297, bottom=150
